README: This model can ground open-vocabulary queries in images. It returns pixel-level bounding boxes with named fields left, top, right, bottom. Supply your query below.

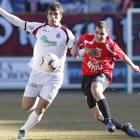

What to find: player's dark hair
left=95, top=21, right=109, bottom=33
left=47, top=2, right=63, bottom=15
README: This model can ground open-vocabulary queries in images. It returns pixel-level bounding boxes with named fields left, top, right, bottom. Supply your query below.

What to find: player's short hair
left=95, top=21, right=109, bottom=33
left=47, top=2, right=63, bottom=15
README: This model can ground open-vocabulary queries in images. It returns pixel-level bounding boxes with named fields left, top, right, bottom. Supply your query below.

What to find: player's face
left=47, top=10, right=62, bottom=27
left=94, top=27, right=109, bottom=43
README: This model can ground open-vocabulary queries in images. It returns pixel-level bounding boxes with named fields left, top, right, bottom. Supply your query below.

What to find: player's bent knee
left=22, top=106, right=30, bottom=111
left=22, top=104, right=31, bottom=111
left=91, top=88, right=100, bottom=98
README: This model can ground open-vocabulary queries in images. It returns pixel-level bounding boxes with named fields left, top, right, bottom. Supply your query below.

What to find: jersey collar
left=46, top=22, right=61, bottom=27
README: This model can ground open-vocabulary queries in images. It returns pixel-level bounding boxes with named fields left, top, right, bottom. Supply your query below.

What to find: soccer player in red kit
left=71, top=21, right=140, bottom=137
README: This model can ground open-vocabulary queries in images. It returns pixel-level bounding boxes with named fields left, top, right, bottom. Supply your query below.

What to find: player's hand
left=132, top=65, right=140, bottom=74
left=84, top=48, right=95, bottom=59
left=70, top=46, right=79, bottom=61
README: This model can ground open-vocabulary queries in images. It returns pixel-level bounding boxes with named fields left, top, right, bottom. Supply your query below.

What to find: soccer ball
left=40, top=53, right=59, bottom=72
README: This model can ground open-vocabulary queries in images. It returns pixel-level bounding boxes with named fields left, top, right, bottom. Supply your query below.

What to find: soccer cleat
left=107, top=122, right=116, bottom=133
left=125, top=123, right=140, bottom=137
left=18, top=130, right=26, bottom=139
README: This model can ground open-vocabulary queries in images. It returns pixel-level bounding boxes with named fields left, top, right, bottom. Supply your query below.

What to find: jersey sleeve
left=25, top=22, right=45, bottom=35
left=79, top=33, right=94, bottom=48
left=110, top=42, right=125, bottom=60
left=79, top=34, right=87, bottom=48
left=67, top=29, right=75, bottom=49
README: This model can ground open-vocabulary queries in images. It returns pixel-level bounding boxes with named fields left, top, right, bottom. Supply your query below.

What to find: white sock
left=20, top=110, right=43, bottom=131
left=29, top=96, right=40, bottom=111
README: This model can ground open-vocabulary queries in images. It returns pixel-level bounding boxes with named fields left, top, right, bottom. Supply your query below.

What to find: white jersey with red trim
left=25, top=22, right=75, bottom=74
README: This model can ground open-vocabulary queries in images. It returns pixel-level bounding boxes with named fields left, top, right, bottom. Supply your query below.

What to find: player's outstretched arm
left=0, top=7, right=25, bottom=28
left=123, top=55, right=140, bottom=74
left=71, top=38, right=83, bottom=60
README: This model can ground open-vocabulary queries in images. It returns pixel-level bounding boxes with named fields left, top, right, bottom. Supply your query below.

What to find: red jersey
left=79, top=33, right=125, bottom=84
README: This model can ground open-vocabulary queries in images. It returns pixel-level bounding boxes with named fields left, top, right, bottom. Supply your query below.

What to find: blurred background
left=0, top=0, right=139, bottom=13
left=0, top=0, right=140, bottom=94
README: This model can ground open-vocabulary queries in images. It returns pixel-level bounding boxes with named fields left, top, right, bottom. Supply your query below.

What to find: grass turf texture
left=0, top=89, right=140, bottom=140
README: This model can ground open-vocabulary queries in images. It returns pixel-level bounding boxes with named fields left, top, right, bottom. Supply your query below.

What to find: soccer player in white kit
left=0, top=2, right=75, bottom=139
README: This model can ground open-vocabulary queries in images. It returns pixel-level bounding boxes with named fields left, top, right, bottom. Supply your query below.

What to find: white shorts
left=24, top=70, right=63, bottom=103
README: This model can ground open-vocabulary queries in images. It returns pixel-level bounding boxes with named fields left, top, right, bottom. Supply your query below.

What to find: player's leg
left=21, top=71, right=42, bottom=112
left=18, top=82, right=42, bottom=139
left=108, top=116, right=140, bottom=137
left=29, top=96, right=40, bottom=111
left=82, top=73, right=115, bottom=132
left=18, top=74, right=63, bottom=139
left=20, top=84, right=61, bottom=132
left=22, top=96, right=37, bottom=111
left=20, top=97, right=50, bottom=131
left=91, top=81, right=111, bottom=124
left=90, top=73, right=116, bottom=132
left=18, top=97, right=49, bottom=139
left=22, top=95, right=40, bottom=111
left=91, top=106, right=126, bottom=132
left=91, top=105, right=127, bottom=132
left=22, top=81, right=42, bottom=111
left=85, top=90, right=115, bottom=132
left=82, top=74, right=140, bottom=137
left=82, top=75, right=112, bottom=132
left=91, top=101, right=140, bottom=137
left=90, top=104, right=104, bottom=122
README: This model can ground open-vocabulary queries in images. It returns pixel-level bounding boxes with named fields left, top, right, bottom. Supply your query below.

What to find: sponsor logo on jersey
left=95, top=50, right=101, bottom=57
left=40, top=35, right=57, bottom=46
left=90, top=59, right=105, bottom=64
left=28, top=82, right=38, bottom=88
left=92, top=48, right=101, bottom=58
left=56, top=33, right=61, bottom=38
left=87, top=61, right=103, bottom=71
